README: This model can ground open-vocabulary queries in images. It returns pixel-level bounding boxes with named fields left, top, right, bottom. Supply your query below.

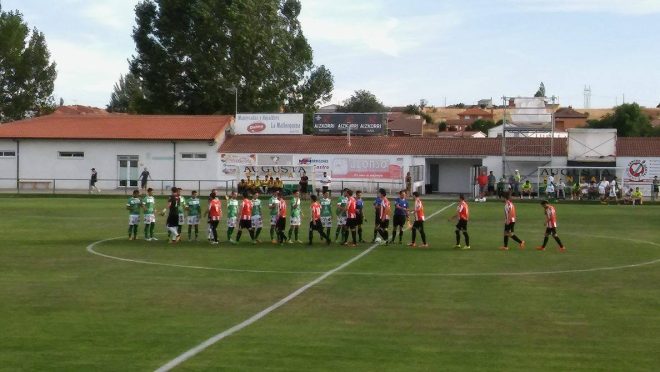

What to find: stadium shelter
left=1, top=111, right=659, bottom=196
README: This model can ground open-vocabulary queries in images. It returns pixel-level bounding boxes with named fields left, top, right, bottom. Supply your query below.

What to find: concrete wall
left=0, top=139, right=223, bottom=191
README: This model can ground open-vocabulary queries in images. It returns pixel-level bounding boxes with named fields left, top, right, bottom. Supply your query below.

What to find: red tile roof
left=554, top=107, right=588, bottom=119
left=220, top=135, right=569, bottom=157
left=0, top=114, right=233, bottom=141
left=388, top=116, right=424, bottom=135
left=616, top=137, right=660, bottom=157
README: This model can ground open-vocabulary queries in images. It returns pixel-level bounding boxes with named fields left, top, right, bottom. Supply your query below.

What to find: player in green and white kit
left=126, top=189, right=142, bottom=240
left=177, top=189, right=186, bottom=235
left=226, top=191, right=239, bottom=243
left=320, top=191, right=333, bottom=240
left=142, top=188, right=157, bottom=241
left=269, top=190, right=280, bottom=243
left=251, top=191, right=263, bottom=242
left=335, top=189, right=348, bottom=243
left=186, top=190, right=201, bottom=241
left=288, top=190, right=303, bottom=243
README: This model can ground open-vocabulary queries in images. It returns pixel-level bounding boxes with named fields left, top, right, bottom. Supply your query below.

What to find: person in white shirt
left=556, top=178, right=566, bottom=200
left=545, top=182, right=555, bottom=200
left=598, top=178, right=609, bottom=203
left=607, top=177, right=618, bottom=203
left=320, top=172, right=332, bottom=196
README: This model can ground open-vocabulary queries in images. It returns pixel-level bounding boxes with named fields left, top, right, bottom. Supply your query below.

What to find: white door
left=118, top=155, right=139, bottom=187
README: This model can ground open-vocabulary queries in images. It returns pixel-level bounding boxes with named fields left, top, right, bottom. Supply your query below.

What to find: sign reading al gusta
left=235, top=113, right=303, bottom=135
left=313, top=113, right=386, bottom=135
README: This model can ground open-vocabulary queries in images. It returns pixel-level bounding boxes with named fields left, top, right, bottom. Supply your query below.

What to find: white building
left=0, top=113, right=233, bottom=192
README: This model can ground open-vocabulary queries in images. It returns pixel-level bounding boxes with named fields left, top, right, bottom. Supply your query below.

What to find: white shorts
left=290, top=216, right=301, bottom=226
left=187, top=215, right=200, bottom=225
left=144, top=214, right=156, bottom=224
left=599, top=188, right=606, bottom=195
left=227, top=217, right=237, bottom=228
left=251, top=215, right=263, bottom=229
left=128, top=215, right=140, bottom=226
left=270, top=215, right=278, bottom=226
left=609, top=189, right=617, bottom=197
left=321, top=216, right=332, bottom=228
left=336, top=216, right=347, bottom=226
left=178, top=214, right=185, bottom=225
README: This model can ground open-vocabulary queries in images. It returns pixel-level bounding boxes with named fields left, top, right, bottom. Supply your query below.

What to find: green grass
left=1, top=196, right=659, bottom=371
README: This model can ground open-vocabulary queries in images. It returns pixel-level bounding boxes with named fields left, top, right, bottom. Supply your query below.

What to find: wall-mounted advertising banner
left=313, top=113, right=385, bottom=135
left=332, top=157, right=402, bottom=179
left=235, top=113, right=303, bottom=135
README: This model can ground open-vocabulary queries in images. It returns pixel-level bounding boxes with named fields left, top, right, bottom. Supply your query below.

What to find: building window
left=181, top=152, right=207, bottom=160
left=409, top=165, right=424, bottom=182
left=58, top=151, right=84, bottom=159
left=0, top=150, right=16, bottom=158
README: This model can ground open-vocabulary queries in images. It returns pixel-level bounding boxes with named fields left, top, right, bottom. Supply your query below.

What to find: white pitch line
left=153, top=203, right=456, bottom=372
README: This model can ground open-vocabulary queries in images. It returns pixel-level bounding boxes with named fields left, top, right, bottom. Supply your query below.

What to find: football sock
left=249, top=229, right=255, bottom=240
left=294, top=227, right=299, bottom=241
left=411, top=229, right=416, bottom=243
left=326, top=227, right=331, bottom=239
left=512, top=235, right=522, bottom=244
left=188, top=225, right=192, bottom=240
left=463, top=232, right=470, bottom=246
left=308, top=229, right=313, bottom=243
left=358, top=227, right=363, bottom=241
left=288, top=227, right=293, bottom=240
left=255, top=228, right=262, bottom=239
left=542, top=236, right=549, bottom=248
left=398, top=228, right=403, bottom=242
left=236, top=230, right=242, bottom=242
left=335, top=228, right=341, bottom=240
left=270, top=226, right=275, bottom=240
left=128, top=226, right=132, bottom=237
left=351, top=230, right=357, bottom=244
left=420, top=229, right=427, bottom=244
left=194, top=225, right=198, bottom=238
left=504, top=235, right=509, bottom=247
left=343, top=229, right=349, bottom=243
left=554, top=236, right=563, bottom=247
left=227, top=227, right=234, bottom=241
left=455, top=230, right=460, bottom=245
left=150, top=223, right=155, bottom=238
left=144, top=224, right=149, bottom=239
left=391, top=230, right=397, bottom=242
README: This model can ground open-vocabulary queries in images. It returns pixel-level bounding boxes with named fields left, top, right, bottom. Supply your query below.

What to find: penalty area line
left=154, top=202, right=455, bottom=372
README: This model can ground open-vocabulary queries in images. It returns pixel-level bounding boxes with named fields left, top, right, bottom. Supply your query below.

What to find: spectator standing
left=513, top=170, right=522, bottom=196
left=487, top=171, right=496, bottom=196
left=476, top=171, right=488, bottom=201
left=89, top=168, right=100, bottom=194
left=299, top=171, right=309, bottom=199
left=405, top=172, right=412, bottom=194
left=652, top=176, right=659, bottom=201
left=139, top=167, right=152, bottom=191
left=320, top=172, right=332, bottom=196
left=556, top=178, right=566, bottom=200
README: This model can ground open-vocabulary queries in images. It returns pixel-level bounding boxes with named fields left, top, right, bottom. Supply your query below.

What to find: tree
left=126, top=0, right=332, bottom=116
left=283, top=65, right=334, bottom=133
left=0, top=5, right=57, bottom=122
left=437, top=121, right=447, bottom=131
left=587, top=103, right=653, bottom=137
left=402, top=103, right=434, bottom=124
left=534, top=82, right=546, bottom=98
left=107, top=72, right=145, bottom=113
left=467, top=119, right=496, bottom=133
left=339, top=90, right=386, bottom=113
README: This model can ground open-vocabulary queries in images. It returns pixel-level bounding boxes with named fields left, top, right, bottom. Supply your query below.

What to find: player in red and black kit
left=500, top=193, right=525, bottom=251
left=449, top=194, right=470, bottom=250
left=308, top=194, right=330, bottom=245
left=344, top=189, right=358, bottom=247
left=376, top=188, right=391, bottom=244
left=408, top=191, right=428, bottom=247
left=276, top=193, right=287, bottom=244
left=537, top=200, right=566, bottom=252
left=236, top=193, right=255, bottom=243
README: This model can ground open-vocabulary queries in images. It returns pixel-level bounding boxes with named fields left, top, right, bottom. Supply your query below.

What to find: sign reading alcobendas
left=313, top=113, right=386, bottom=135
left=235, top=113, right=303, bottom=135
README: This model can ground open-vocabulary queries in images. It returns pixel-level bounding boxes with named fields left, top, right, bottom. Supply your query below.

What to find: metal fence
left=0, top=178, right=404, bottom=196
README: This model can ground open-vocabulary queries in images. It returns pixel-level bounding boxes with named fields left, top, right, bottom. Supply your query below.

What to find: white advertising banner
left=235, top=113, right=303, bottom=135
left=620, top=157, right=660, bottom=196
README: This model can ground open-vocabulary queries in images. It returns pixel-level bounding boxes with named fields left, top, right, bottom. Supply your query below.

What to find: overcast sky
left=5, top=0, right=660, bottom=109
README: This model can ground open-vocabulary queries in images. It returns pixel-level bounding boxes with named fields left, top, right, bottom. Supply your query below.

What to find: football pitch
left=1, top=195, right=659, bottom=371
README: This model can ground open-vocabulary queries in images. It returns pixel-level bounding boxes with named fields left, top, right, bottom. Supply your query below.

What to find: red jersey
left=457, top=200, right=469, bottom=221
left=477, top=174, right=488, bottom=186
left=545, top=205, right=557, bottom=228
left=380, top=197, right=391, bottom=220
left=346, top=196, right=357, bottom=218
left=504, top=200, right=516, bottom=224
left=311, top=202, right=321, bottom=221
left=414, top=198, right=425, bottom=221
left=209, top=199, right=222, bottom=221
left=240, top=199, right=252, bottom=220
left=278, top=199, right=287, bottom=218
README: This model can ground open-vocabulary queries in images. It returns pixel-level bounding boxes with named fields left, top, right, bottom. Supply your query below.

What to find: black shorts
left=393, top=215, right=406, bottom=227
left=488, top=185, right=495, bottom=192
left=239, top=219, right=252, bottom=229
left=504, top=222, right=515, bottom=233
left=276, top=217, right=286, bottom=231
left=545, top=227, right=557, bottom=235
left=346, top=218, right=358, bottom=228
left=356, top=212, right=364, bottom=225
left=167, top=214, right=179, bottom=227
left=374, top=213, right=381, bottom=225
left=456, top=219, right=468, bottom=231
left=310, top=220, right=322, bottom=231
left=379, top=219, right=390, bottom=230
left=412, top=221, right=424, bottom=230
left=654, top=185, right=659, bottom=192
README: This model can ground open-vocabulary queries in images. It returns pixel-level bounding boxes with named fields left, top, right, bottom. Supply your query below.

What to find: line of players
left=126, top=187, right=564, bottom=251
left=125, top=187, right=429, bottom=247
